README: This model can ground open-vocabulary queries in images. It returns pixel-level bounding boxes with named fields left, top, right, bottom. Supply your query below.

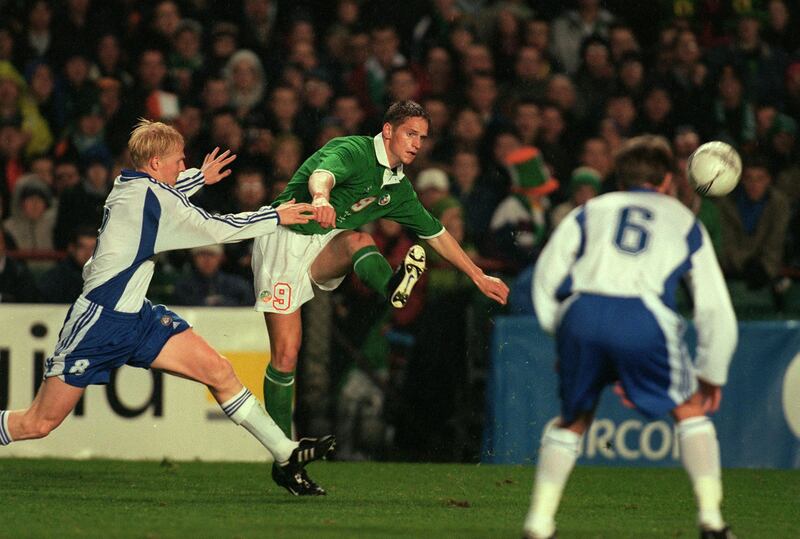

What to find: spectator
left=536, top=103, right=574, bottom=190
left=238, top=0, right=280, bottom=59
left=573, top=36, right=616, bottom=126
left=201, top=77, right=231, bottom=115
left=173, top=244, right=254, bottom=306
left=634, top=84, right=677, bottom=140
left=550, top=166, right=601, bottom=228
left=0, top=118, right=27, bottom=217
left=0, top=228, right=39, bottom=303
left=270, top=134, right=304, bottom=184
left=550, top=0, right=616, bottom=75
left=349, top=24, right=407, bottom=115
left=488, top=146, right=558, bottom=269
left=668, top=29, right=712, bottom=127
left=422, top=46, right=456, bottom=98
left=168, top=19, right=205, bottom=99
left=94, top=33, right=134, bottom=88
left=761, top=0, right=798, bottom=54
left=466, top=72, right=502, bottom=126
left=386, top=66, right=420, bottom=107
left=707, top=9, right=789, bottom=106
left=56, top=102, right=113, bottom=167
left=223, top=49, right=266, bottom=122
left=500, top=47, right=550, bottom=111
left=0, top=61, right=53, bottom=157
left=53, top=156, right=111, bottom=249
left=513, top=99, right=542, bottom=147
left=205, top=22, right=240, bottom=78
left=38, top=226, right=96, bottom=303
left=579, top=137, right=613, bottom=186
left=718, top=154, right=789, bottom=289
left=52, top=159, right=80, bottom=197
left=706, top=64, right=757, bottom=150
left=450, top=149, right=494, bottom=246
left=616, top=52, right=646, bottom=103
left=27, top=61, right=63, bottom=138
left=20, top=1, right=56, bottom=67
left=608, top=22, right=640, bottom=63
left=523, top=17, right=561, bottom=74
left=2, top=174, right=56, bottom=253
left=415, top=167, right=450, bottom=210
left=332, top=94, right=367, bottom=135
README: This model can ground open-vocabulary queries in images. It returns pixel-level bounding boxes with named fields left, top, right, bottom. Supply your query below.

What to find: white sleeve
left=152, top=184, right=279, bottom=253
left=532, top=207, right=583, bottom=334
left=685, top=223, right=738, bottom=386
left=174, top=168, right=205, bottom=197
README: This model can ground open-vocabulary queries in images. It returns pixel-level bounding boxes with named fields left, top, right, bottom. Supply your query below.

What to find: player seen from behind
left=526, top=135, right=738, bottom=539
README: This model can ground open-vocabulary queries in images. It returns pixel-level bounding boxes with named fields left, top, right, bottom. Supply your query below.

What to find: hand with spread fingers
left=201, top=147, right=238, bottom=185
left=275, top=199, right=317, bottom=226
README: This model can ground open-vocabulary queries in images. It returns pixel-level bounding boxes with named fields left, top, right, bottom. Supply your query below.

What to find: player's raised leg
left=1, top=377, right=85, bottom=445
left=311, top=230, right=425, bottom=308
left=673, top=385, right=733, bottom=538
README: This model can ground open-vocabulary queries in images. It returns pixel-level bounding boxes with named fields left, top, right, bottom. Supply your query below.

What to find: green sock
left=352, top=245, right=392, bottom=297
left=264, top=364, right=294, bottom=438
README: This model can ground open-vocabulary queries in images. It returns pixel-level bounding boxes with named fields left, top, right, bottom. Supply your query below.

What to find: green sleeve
left=388, top=185, right=445, bottom=238
left=314, top=142, right=365, bottom=186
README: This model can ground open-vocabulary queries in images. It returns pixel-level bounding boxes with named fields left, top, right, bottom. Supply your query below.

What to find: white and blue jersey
left=533, top=189, right=737, bottom=420
left=45, top=168, right=281, bottom=387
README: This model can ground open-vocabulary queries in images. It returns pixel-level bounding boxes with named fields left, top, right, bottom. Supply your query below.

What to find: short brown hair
left=383, top=100, right=430, bottom=128
left=614, top=134, right=674, bottom=189
left=128, top=119, right=184, bottom=169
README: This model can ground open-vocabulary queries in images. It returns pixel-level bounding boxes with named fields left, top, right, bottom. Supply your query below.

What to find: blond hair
left=128, top=119, right=184, bottom=169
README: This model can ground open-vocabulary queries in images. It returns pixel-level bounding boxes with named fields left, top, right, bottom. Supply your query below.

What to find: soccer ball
left=686, top=141, right=742, bottom=197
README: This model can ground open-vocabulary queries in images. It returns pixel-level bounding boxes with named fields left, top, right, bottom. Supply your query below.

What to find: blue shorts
left=555, top=293, right=697, bottom=423
left=44, top=296, right=191, bottom=387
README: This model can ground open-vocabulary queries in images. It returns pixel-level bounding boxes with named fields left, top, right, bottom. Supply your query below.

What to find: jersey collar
left=373, top=133, right=404, bottom=187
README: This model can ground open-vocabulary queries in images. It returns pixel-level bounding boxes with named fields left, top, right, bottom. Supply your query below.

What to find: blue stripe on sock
left=222, top=390, right=252, bottom=417
left=0, top=411, right=10, bottom=445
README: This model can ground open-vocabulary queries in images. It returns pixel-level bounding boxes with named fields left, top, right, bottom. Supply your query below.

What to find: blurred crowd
left=2, top=0, right=800, bottom=460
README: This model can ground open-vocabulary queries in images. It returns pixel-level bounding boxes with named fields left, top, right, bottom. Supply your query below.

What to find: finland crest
left=378, top=193, right=391, bottom=206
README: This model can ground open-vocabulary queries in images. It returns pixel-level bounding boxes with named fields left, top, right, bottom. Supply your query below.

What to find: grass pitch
left=0, top=459, right=797, bottom=538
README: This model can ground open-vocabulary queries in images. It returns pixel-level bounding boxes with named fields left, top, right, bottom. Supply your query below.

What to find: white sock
left=220, top=388, right=297, bottom=463
left=523, top=426, right=581, bottom=538
left=0, top=411, right=12, bottom=445
left=677, top=416, right=725, bottom=530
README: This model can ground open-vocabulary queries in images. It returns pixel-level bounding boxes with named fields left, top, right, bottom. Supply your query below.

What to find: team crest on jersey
left=378, top=194, right=391, bottom=206
left=351, top=196, right=376, bottom=212
left=160, top=315, right=173, bottom=326
left=259, top=290, right=273, bottom=303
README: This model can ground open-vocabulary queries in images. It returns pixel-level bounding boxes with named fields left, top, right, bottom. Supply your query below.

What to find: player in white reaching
left=0, top=120, right=334, bottom=494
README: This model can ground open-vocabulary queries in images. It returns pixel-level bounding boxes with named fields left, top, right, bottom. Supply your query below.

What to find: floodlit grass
left=0, top=459, right=797, bottom=538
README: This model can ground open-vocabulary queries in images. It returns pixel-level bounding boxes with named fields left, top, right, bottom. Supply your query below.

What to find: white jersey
left=82, top=168, right=279, bottom=313
left=533, top=190, right=737, bottom=385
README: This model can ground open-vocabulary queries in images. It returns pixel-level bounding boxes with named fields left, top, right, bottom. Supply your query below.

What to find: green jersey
left=273, top=134, right=445, bottom=238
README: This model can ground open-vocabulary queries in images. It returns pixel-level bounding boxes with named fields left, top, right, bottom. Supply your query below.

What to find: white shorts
left=252, top=227, right=346, bottom=313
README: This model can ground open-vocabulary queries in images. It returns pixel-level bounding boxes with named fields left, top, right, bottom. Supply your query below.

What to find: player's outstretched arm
left=426, top=230, right=509, bottom=305
left=275, top=199, right=316, bottom=225
left=201, top=147, right=238, bottom=185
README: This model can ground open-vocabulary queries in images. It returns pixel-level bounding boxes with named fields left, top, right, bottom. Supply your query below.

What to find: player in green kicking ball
left=251, top=100, right=509, bottom=494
